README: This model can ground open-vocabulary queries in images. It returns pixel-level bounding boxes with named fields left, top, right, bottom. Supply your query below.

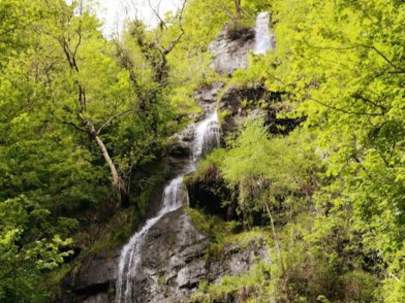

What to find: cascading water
left=254, top=12, right=275, bottom=55
left=193, top=111, right=221, bottom=162
left=115, top=110, right=221, bottom=303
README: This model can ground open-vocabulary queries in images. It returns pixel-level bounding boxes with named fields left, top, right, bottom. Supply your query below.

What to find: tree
left=258, top=0, right=405, bottom=300
left=0, top=0, right=175, bottom=298
left=45, top=1, right=132, bottom=207
left=234, top=0, right=241, bottom=19
left=0, top=197, right=72, bottom=303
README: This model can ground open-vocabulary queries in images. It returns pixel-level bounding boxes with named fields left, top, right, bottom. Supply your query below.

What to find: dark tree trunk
left=234, top=0, right=241, bottom=19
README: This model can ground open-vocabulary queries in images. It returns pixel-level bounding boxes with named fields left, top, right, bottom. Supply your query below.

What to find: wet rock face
left=186, top=165, right=237, bottom=221
left=194, top=82, right=224, bottom=113
left=168, top=140, right=192, bottom=158
left=219, top=85, right=302, bottom=135
left=82, top=293, right=110, bottom=303
left=206, top=239, right=269, bottom=283
left=74, top=251, right=119, bottom=293
left=129, top=208, right=208, bottom=303
left=63, top=250, right=119, bottom=303
left=209, top=27, right=255, bottom=74
left=68, top=207, right=267, bottom=303
left=127, top=207, right=268, bottom=303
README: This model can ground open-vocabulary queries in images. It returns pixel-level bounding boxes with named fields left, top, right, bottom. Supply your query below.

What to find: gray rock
left=194, top=82, right=223, bottom=104
left=168, top=141, right=192, bottom=158
left=73, top=250, right=120, bottom=293
left=130, top=208, right=209, bottom=303
left=209, top=27, right=255, bottom=74
left=108, top=207, right=268, bottom=303
left=68, top=208, right=267, bottom=303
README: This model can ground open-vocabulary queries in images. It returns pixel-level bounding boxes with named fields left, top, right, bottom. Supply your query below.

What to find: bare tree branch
left=305, top=42, right=404, bottom=73
left=360, top=44, right=404, bottom=72
left=72, top=26, right=82, bottom=59
left=308, top=97, right=386, bottom=116
left=163, top=0, right=187, bottom=55
left=62, top=121, right=87, bottom=133
left=97, top=109, right=135, bottom=135
left=148, top=0, right=167, bottom=29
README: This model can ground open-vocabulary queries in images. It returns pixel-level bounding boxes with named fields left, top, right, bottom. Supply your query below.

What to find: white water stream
left=115, top=11, right=271, bottom=303
left=254, top=12, right=275, bottom=55
left=115, top=110, right=220, bottom=303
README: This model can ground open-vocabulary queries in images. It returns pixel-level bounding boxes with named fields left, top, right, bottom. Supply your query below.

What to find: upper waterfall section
left=209, top=11, right=274, bottom=75
left=254, top=12, right=275, bottom=54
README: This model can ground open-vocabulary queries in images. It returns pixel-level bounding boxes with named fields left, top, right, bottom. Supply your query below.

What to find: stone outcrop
left=186, top=165, right=237, bottom=221
left=74, top=251, right=119, bottom=293
left=67, top=207, right=267, bottom=303
left=130, top=208, right=208, bottom=303
left=83, top=293, right=110, bottom=303
left=63, top=250, right=119, bottom=303
left=209, top=27, right=255, bottom=74
left=218, top=85, right=302, bottom=135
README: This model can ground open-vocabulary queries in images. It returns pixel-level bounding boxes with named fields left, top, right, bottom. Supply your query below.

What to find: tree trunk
left=234, top=0, right=241, bottom=19
left=59, top=26, right=130, bottom=208
left=264, top=201, right=283, bottom=266
left=264, top=201, right=290, bottom=302
left=89, top=123, right=129, bottom=208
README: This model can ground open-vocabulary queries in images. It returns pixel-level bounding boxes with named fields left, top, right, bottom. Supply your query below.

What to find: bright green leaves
left=221, top=119, right=273, bottom=184
left=0, top=0, right=177, bottom=300
left=27, top=235, right=73, bottom=271
left=192, top=0, right=405, bottom=301
left=0, top=196, right=73, bottom=302
left=0, top=0, right=38, bottom=68
left=257, top=0, right=405, bottom=301
left=215, top=118, right=321, bottom=224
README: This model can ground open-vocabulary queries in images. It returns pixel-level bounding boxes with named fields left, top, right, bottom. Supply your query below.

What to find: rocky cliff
left=63, top=13, right=276, bottom=303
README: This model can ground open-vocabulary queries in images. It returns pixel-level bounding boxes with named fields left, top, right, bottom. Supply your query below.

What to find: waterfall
left=193, top=111, right=221, bottom=162
left=254, top=12, right=275, bottom=55
left=115, top=110, right=220, bottom=303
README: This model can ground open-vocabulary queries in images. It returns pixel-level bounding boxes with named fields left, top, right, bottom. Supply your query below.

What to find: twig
left=62, top=121, right=87, bottom=133
left=163, top=0, right=187, bottom=55
left=308, top=97, right=385, bottom=117
left=96, top=110, right=135, bottom=135
left=148, top=0, right=167, bottom=29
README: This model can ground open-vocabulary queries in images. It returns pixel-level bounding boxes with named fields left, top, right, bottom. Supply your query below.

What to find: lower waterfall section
left=115, top=177, right=188, bottom=303
left=115, top=110, right=221, bottom=303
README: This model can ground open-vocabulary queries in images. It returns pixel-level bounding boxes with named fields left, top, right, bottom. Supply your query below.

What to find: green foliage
left=218, top=118, right=320, bottom=224
left=1, top=0, right=404, bottom=301
left=0, top=196, right=72, bottom=302
left=186, top=207, right=234, bottom=240
left=190, top=263, right=271, bottom=303
left=259, top=0, right=404, bottom=301
left=206, top=0, right=404, bottom=301
left=0, top=0, right=183, bottom=300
